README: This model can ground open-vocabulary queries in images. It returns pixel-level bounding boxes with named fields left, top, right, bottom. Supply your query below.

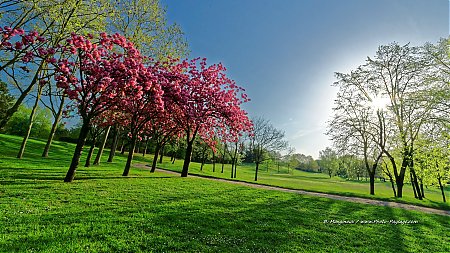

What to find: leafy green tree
left=318, top=147, right=339, bottom=178
left=0, top=81, right=14, bottom=124
left=106, top=0, right=189, bottom=60
left=4, top=104, right=51, bottom=138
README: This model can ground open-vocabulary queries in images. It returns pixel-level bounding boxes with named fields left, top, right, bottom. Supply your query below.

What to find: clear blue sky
left=162, top=0, right=449, bottom=158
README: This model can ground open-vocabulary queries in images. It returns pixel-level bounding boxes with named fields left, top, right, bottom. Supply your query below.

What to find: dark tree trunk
left=122, top=136, right=137, bottom=176
left=230, top=159, right=234, bottom=178
left=170, top=150, right=175, bottom=163
left=212, top=152, right=216, bottom=172
left=64, top=119, right=90, bottom=182
left=232, top=142, right=238, bottom=178
left=42, top=95, right=65, bottom=157
left=142, top=138, right=149, bottom=156
left=84, top=140, right=96, bottom=167
left=221, top=155, right=225, bottom=173
left=120, top=140, right=127, bottom=155
left=150, top=144, right=160, bottom=173
left=93, top=125, right=111, bottom=165
left=159, top=145, right=164, bottom=163
left=136, top=140, right=141, bottom=154
left=396, top=178, right=404, bottom=198
left=107, top=125, right=119, bottom=163
left=410, top=173, right=418, bottom=199
left=385, top=171, right=397, bottom=197
left=255, top=162, right=259, bottom=181
left=419, top=180, right=425, bottom=198
left=369, top=172, right=375, bottom=195
left=438, top=177, right=446, bottom=203
left=181, top=140, right=194, bottom=177
left=410, top=167, right=422, bottom=200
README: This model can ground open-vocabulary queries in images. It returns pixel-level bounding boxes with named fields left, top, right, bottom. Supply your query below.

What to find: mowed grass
left=159, top=157, right=450, bottom=211
left=0, top=134, right=449, bottom=252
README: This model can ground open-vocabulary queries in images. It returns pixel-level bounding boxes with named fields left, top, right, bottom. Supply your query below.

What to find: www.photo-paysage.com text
left=323, top=220, right=419, bottom=225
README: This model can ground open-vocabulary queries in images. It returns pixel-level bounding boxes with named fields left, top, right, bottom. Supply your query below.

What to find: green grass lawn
left=1, top=134, right=449, bottom=252
left=159, top=156, right=450, bottom=211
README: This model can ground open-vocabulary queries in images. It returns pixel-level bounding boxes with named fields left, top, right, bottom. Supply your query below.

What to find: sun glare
left=370, top=95, right=390, bottom=110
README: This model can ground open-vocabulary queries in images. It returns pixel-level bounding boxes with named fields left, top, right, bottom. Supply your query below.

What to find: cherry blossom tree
left=55, top=32, right=144, bottom=182
left=116, top=61, right=164, bottom=177
left=171, top=58, right=252, bottom=177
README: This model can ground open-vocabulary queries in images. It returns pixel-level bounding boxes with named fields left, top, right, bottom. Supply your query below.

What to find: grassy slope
left=0, top=134, right=449, bottom=252
left=159, top=156, right=450, bottom=211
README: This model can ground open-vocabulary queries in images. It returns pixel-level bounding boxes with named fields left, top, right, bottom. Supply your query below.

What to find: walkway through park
left=135, top=163, right=450, bottom=217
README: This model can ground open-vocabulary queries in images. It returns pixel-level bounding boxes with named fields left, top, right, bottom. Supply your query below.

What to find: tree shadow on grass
left=1, top=185, right=448, bottom=252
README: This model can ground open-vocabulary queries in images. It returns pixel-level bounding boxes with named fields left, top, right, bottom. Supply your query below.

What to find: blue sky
left=162, top=0, right=449, bottom=158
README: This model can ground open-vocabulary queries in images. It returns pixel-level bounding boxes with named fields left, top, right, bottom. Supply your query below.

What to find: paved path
left=136, top=163, right=450, bottom=217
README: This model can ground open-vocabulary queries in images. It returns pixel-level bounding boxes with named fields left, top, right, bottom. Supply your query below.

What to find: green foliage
left=415, top=134, right=450, bottom=188
left=107, top=0, right=189, bottom=61
left=0, top=81, right=14, bottom=124
left=0, top=134, right=449, bottom=252
left=318, top=147, right=339, bottom=177
left=4, top=104, right=52, bottom=138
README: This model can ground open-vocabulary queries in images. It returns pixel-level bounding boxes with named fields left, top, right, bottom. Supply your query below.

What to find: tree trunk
left=232, top=142, right=238, bottom=178
left=42, top=95, right=65, bottom=157
left=181, top=140, right=194, bottom=177
left=385, top=171, right=397, bottom=197
left=107, top=125, right=119, bottom=163
left=230, top=159, right=234, bottom=178
left=396, top=178, right=404, bottom=198
left=142, top=137, right=148, bottom=156
left=93, top=125, right=111, bottom=165
left=84, top=139, right=96, bottom=167
left=410, top=168, right=422, bottom=200
left=221, top=155, right=225, bottom=173
left=419, top=179, right=425, bottom=198
left=410, top=173, right=418, bottom=199
left=255, top=162, right=259, bottom=181
left=150, top=144, right=160, bottom=173
left=212, top=152, right=216, bottom=172
left=136, top=140, right=141, bottom=154
left=64, top=119, right=90, bottom=182
left=159, top=145, right=164, bottom=163
left=120, top=140, right=127, bottom=154
left=17, top=83, right=44, bottom=159
left=122, top=136, right=137, bottom=176
left=170, top=150, right=175, bottom=162
left=369, top=172, right=375, bottom=195
left=438, top=177, right=446, bottom=203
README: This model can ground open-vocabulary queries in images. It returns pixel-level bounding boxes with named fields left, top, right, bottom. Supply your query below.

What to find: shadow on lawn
left=0, top=165, right=176, bottom=184
left=2, top=176, right=448, bottom=252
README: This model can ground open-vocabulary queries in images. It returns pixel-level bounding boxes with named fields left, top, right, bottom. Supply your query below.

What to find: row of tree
left=325, top=40, right=450, bottom=201
left=0, top=1, right=255, bottom=182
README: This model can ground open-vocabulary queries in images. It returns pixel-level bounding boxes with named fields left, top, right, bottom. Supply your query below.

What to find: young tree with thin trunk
left=249, top=117, right=287, bottom=181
